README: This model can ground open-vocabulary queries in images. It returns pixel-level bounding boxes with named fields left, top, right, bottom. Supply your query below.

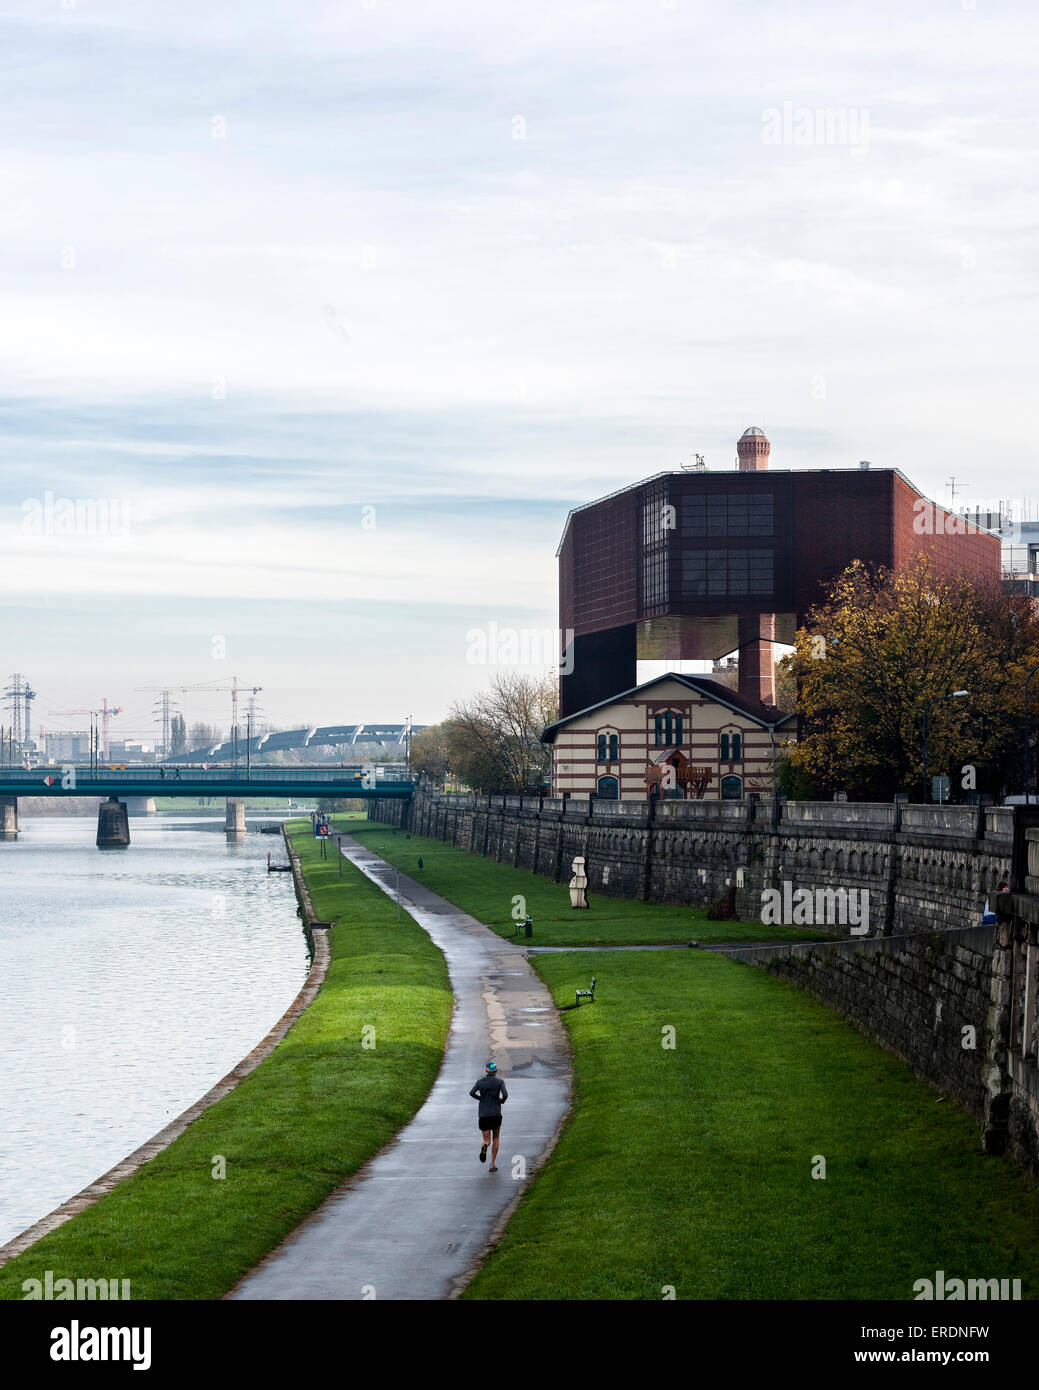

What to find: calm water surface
left=0, top=814, right=309, bottom=1246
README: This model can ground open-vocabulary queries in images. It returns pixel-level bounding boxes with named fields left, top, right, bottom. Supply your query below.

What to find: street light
left=922, top=691, right=968, bottom=804
left=1025, top=664, right=1039, bottom=805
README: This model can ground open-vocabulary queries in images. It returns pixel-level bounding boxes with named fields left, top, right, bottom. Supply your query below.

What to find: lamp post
left=1025, top=664, right=1039, bottom=805
left=922, top=690, right=968, bottom=804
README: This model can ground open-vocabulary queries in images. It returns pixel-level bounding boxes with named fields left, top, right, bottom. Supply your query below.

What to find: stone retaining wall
left=385, top=787, right=1039, bottom=940
left=728, top=925, right=998, bottom=1137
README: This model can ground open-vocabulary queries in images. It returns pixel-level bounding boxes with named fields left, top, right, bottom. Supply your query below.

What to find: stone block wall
left=730, top=926, right=997, bottom=1133
left=383, top=787, right=1030, bottom=939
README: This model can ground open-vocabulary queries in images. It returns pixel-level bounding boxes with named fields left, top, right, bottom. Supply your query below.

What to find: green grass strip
left=463, top=950, right=1039, bottom=1300
left=348, top=824, right=828, bottom=946
left=0, top=818, right=451, bottom=1301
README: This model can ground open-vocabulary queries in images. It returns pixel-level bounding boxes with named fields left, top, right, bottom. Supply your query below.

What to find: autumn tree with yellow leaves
left=780, top=555, right=1039, bottom=800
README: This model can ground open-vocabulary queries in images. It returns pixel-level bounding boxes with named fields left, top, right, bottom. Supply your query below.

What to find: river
left=0, top=812, right=310, bottom=1248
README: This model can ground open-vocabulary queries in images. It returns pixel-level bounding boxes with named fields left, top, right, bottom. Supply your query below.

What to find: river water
left=0, top=813, right=310, bottom=1248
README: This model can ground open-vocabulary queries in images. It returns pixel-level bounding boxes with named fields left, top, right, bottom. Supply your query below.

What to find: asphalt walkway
left=229, top=835, right=570, bottom=1301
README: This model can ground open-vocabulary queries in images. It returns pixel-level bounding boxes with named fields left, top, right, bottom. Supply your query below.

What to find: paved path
left=525, top=942, right=789, bottom=954
left=526, top=943, right=694, bottom=954
left=230, top=836, right=570, bottom=1301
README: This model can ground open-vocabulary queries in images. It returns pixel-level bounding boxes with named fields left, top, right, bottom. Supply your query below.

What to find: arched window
left=654, top=711, right=684, bottom=747
left=720, top=775, right=743, bottom=800
left=597, top=776, right=619, bottom=800
left=720, top=730, right=742, bottom=761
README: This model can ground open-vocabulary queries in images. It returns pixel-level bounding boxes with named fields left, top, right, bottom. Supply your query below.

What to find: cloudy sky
left=1, top=0, right=1036, bottom=743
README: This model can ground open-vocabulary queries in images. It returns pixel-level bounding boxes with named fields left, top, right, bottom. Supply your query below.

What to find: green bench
left=575, top=976, right=596, bottom=1006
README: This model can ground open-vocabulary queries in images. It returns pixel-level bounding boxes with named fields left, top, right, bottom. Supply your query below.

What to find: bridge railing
left=0, top=766, right=415, bottom=785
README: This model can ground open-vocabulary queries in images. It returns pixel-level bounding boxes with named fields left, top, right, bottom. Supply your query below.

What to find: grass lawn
left=148, top=797, right=317, bottom=812
left=463, top=949, right=1039, bottom=1300
left=0, top=818, right=451, bottom=1301
left=345, top=823, right=828, bottom=947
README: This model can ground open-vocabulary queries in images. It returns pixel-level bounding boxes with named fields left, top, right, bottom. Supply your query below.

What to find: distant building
left=999, top=508, right=1039, bottom=608
left=541, top=673, right=795, bottom=801
left=42, top=732, right=88, bottom=761
left=111, top=740, right=154, bottom=760
left=556, top=427, right=1002, bottom=718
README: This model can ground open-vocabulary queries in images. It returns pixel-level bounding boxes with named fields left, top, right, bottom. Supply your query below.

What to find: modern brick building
left=542, top=673, right=795, bottom=801
left=557, top=428, right=1003, bottom=717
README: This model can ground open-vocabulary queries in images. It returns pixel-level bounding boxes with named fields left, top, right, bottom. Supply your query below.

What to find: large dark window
left=641, top=483, right=670, bottom=613
left=597, top=776, right=619, bottom=800
left=654, top=712, right=683, bottom=747
left=681, top=548, right=773, bottom=597
left=681, top=492, right=773, bottom=538
left=720, top=775, right=743, bottom=800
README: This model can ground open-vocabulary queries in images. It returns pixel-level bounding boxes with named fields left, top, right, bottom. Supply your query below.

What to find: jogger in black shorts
left=469, top=1061, right=508, bottom=1171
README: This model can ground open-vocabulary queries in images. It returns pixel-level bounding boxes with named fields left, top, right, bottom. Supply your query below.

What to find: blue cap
left=486, top=1061, right=497, bottom=1071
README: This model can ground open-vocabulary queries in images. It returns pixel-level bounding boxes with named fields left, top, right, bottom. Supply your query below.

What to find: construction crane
left=48, top=699, right=124, bottom=762
left=133, top=677, right=262, bottom=763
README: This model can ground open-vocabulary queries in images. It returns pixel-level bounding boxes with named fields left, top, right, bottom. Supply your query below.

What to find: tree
left=410, top=723, right=449, bottom=782
left=781, top=554, right=1039, bottom=800
left=189, top=722, right=221, bottom=750
left=169, top=713, right=187, bottom=754
left=774, top=748, right=816, bottom=800
left=318, top=797, right=365, bottom=814
left=444, top=672, right=558, bottom=792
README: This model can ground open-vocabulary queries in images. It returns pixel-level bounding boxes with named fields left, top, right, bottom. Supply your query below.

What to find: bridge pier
left=225, top=798, right=246, bottom=836
left=97, top=796, right=130, bottom=849
left=125, top=797, right=157, bottom=815
left=1, top=796, right=18, bottom=839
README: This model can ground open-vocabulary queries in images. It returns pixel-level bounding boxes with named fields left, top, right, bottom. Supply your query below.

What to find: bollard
left=524, top=913, right=533, bottom=939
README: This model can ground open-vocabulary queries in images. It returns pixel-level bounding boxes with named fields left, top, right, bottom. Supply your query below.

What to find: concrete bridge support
left=97, top=797, right=130, bottom=849
left=1, top=796, right=18, bottom=839
left=125, top=797, right=157, bottom=815
left=225, top=798, right=246, bottom=836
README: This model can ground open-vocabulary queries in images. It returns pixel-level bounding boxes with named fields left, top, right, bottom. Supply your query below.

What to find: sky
left=1, top=0, right=1036, bottom=743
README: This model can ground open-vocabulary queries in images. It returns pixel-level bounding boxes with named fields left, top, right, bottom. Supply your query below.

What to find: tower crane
left=48, top=700, right=123, bottom=760
left=132, top=678, right=262, bottom=763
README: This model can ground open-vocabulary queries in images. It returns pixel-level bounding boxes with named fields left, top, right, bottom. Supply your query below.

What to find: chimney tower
left=735, top=427, right=775, bottom=705
left=737, top=425, right=770, bottom=471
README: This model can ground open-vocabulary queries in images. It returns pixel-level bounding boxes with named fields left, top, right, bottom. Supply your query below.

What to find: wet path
left=230, top=836, right=571, bottom=1301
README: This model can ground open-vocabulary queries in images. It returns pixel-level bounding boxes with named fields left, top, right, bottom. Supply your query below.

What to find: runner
left=469, top=1061, right=508, bottom=1172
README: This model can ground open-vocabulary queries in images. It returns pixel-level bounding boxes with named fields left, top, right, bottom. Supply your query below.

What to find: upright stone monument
left=569, top=855, right=589, bottom=909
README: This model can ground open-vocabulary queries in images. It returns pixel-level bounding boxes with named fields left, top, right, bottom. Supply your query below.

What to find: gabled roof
left=540, top=673, right=796, bottom=744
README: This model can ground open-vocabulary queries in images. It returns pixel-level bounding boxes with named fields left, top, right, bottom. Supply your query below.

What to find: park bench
left=575, top=977, right=596, bottom=1006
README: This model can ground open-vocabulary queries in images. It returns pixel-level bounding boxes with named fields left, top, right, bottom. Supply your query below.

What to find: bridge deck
left=0, top=767, right=415, bottom=799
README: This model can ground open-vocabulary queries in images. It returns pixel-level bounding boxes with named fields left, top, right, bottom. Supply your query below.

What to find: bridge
left=0, top=765, right=416, bottom=846
left=172, top=723, right=425, bottom=764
